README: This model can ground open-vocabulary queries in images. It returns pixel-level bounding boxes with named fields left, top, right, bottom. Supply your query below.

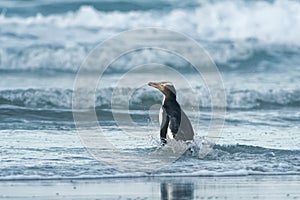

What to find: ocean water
left=1, top=0, right=300, bottom=181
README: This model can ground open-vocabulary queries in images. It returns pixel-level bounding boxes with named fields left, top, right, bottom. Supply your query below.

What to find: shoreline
left=1, top=172, right=300, bottom=182
left=1, top=175, right=300, bottom=199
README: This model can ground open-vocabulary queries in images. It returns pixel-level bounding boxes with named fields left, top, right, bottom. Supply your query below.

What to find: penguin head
left=148, top=81, right=176, bottom=98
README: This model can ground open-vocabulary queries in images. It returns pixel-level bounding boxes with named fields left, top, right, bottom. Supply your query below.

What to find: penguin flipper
left=169, top=116, right=179, bottom=135
left=159, top=107, right=170, bottom=143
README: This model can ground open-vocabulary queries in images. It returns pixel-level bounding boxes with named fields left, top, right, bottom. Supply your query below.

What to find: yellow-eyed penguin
left=148, top=81, right=194, bottom=145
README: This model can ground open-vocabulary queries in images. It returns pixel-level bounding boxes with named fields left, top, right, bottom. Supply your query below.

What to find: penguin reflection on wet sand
left=148, top=81, right=194, bottom=145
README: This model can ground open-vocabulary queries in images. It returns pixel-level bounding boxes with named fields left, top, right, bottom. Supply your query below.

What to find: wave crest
left=1, top=1, right=300, bottom=44
left=0, top=87, right=299, bottom=110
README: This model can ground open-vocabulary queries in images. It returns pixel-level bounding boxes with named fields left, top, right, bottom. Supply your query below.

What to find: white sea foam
left=0, top=87, right=299, bottom=109
left=1, top=1, right=299, bottom=72
left=1, top=1, right=300, bottom=44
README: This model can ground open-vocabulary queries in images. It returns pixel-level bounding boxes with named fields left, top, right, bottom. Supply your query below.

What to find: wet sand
left=1, top=175, right=300, bottom=199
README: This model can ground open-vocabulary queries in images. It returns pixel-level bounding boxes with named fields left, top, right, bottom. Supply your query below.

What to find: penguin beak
left=148, top=82, right=160, bottom=89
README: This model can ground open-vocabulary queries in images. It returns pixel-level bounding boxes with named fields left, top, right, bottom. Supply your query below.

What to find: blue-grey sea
left=1, top=0, right=300, bottom=181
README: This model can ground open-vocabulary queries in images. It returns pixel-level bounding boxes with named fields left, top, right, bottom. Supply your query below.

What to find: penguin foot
left=161, top=138, right=167, bottom=146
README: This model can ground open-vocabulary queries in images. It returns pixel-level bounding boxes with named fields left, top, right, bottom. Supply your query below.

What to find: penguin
left=148, top=81, right=194, bottom=145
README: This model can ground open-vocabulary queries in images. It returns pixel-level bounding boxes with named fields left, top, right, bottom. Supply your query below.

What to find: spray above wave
left=0, top=87, right=299, bottom=110
left=1, top=1, right=300, bottom=44
left=1, top=1, right=300, bottom=73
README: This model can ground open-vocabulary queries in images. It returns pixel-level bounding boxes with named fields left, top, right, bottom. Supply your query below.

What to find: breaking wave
left=1, top=0, right=300, bottom=73
left=1, top=1, right=300, bottom=44
left=0, top=87, right=299, bottom=110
